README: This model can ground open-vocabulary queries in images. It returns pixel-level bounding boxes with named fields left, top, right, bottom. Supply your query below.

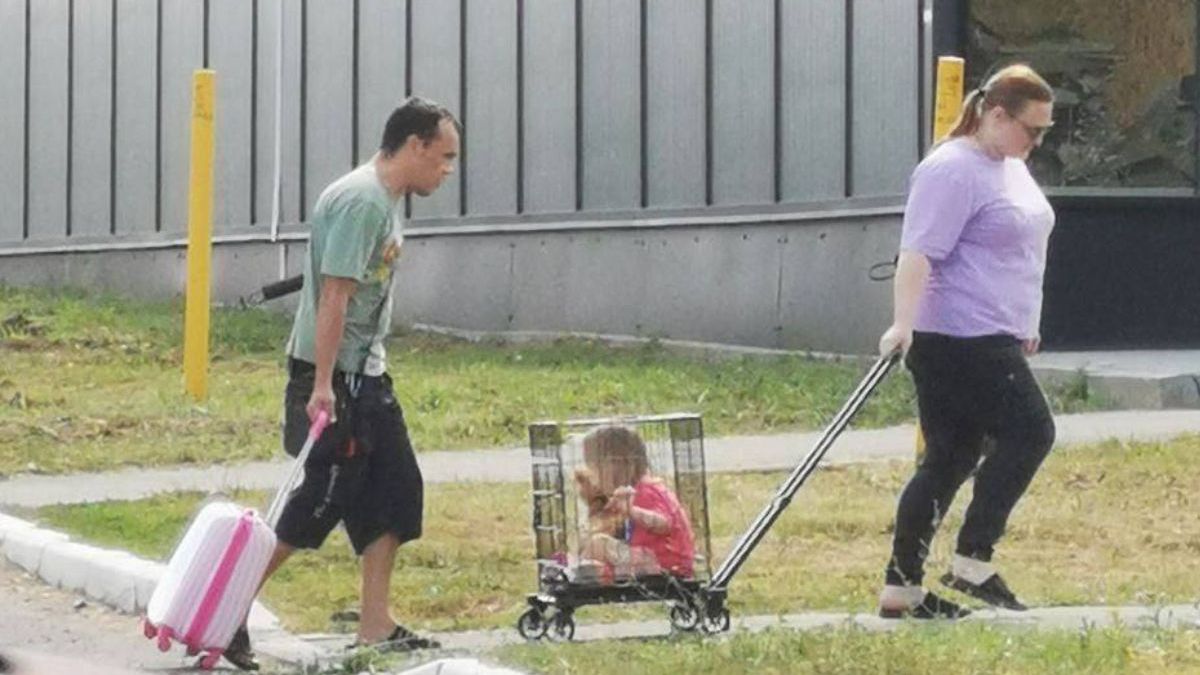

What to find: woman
left=877, top=64, right=1058, bottom=619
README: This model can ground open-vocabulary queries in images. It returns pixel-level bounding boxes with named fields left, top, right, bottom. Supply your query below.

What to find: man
left=224, top=97, right=460, bottom=671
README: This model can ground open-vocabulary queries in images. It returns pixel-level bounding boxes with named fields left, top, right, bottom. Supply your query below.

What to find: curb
left=0, top=511, right=322, bottom=669
left=1033, top=366, right=1200, bottom=410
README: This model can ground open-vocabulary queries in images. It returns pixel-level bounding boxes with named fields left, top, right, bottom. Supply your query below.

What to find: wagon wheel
left=669, top=602, right=701, bottom=632
left=548, top=611, right=576, bottom=641
left=516, top=608, right=549, bottom=640
left=703, top=607, right=731, bottom=634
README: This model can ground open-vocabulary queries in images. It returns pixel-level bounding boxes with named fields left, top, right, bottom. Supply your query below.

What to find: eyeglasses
left=1007, top=111, right=1054, bottom=144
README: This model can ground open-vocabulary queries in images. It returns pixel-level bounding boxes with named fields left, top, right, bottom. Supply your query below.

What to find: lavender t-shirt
left=900, top=138, right=1055, bottom=340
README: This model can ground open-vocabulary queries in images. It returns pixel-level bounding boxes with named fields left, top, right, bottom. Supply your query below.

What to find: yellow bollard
left=933, top=56, right=965, bottom=143
left=183, top=70, right=216, bottom=401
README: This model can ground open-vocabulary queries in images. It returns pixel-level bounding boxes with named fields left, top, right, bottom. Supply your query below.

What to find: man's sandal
left=348, top=624, right=441, bottom=654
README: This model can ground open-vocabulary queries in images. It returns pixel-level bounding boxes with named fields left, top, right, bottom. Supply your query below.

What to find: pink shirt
left=629, top=478, right=696, bottom=577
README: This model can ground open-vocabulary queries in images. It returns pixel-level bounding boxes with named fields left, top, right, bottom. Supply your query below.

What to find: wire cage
left=516, top=354, right=901, bottom=642
left=519, top=413, right=714, bottom=640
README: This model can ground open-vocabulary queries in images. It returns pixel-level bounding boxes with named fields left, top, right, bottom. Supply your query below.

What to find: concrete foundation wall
left=0, top=213, right=901, bottom=354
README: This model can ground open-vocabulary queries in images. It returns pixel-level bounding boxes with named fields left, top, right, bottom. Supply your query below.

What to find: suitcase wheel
left=199, top=652, right=221, bottom=670
left=156, top=628, right=173, bottom=652
left=142, top=619, right=158, bottom=640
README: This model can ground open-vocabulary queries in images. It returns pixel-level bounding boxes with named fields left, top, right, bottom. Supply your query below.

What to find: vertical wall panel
left=522, top=0, right=575, bottom=214
left=304, top=0, right=354, bottom=218
left=646, top=0, right=705, bottom=208
left=254, top=0, right=304, bottom=227
left=27, top=0, right=70, bottom=239
left=209, top=0, right=254, bottom=230
left=114, top=0, right=158, bottom=233
left=357, top=0, right=406, bottom=164
left=70, top=0, right=114, bottom=236
left=410, top=0, right=462, bottom=218
left=254, top=0, right=279, bottom=226
left=711, top=0, right=773, bottom=206
left=780, top=0, right=845, bottom=202
left=159, top=0, right=203, bottom=233
left=0, top=0, right=26, bottom=242
left=852, top=0, right=920, bottom=196
left=581, top=0, right=639, bottom=211
left=464, top=0, right=517, bottom=216
left=0, top=0, right=930, bottom=250
left=279, top=0, right=303, bottom=224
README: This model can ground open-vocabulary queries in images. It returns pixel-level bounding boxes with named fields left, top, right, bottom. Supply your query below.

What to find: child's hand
left=607, top=486, right=635, bottom=516
left=575, top=467, right=601, bottom=496
left=576, top=468, right=613, bottom=517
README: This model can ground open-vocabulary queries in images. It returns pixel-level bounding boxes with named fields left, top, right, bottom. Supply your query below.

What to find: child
left=573, top=425, right=696, bottom=579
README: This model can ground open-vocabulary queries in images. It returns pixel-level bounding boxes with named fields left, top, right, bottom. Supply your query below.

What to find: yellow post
left=183, top=69, right=216, bottom=401
left=933, top=56, right=965, bottom=143
left=914, top=56, right=965, bottom=459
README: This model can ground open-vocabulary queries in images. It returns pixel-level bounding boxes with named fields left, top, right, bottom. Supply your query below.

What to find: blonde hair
left=945, top=64, right=1054, bottom=140
left=581, top=425, right=650, bottom=496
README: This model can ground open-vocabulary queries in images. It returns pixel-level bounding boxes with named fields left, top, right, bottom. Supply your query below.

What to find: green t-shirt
left=286, top=163, right=403, bottom=375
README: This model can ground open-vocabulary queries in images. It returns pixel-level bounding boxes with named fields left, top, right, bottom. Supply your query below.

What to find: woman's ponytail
left=944, top=88, right=986, bottom=140
left=940, top=65, right=1054, bottom=144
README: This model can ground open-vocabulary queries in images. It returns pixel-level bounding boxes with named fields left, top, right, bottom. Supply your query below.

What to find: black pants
left=275, top=358, right=424, bottom=555
left=885, top=332, right=1055, bottom=586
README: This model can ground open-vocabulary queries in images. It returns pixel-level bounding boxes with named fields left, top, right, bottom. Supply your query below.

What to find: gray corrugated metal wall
left=0, top=0, right=923, bottom=247
left=0, top=0, right=25, bottom=242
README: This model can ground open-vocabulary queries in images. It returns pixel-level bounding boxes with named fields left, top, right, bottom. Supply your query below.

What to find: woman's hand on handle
left=879, top=323, right=913, bottom=357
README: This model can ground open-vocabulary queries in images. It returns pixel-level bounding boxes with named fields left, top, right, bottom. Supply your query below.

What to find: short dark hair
left=379, top=96, right=461, bottom=156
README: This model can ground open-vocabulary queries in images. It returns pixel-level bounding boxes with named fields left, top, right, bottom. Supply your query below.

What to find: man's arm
left=307, top=275, right=358, bottom=422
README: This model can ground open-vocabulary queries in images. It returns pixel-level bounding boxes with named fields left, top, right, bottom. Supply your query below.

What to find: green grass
left=493, top=624, right=1200, bottom=675
left=0, top=284, right=920, bottom=476
left=35, top=435, right=1200, bottom=636
left=0, top=285, right=1111, bottom=476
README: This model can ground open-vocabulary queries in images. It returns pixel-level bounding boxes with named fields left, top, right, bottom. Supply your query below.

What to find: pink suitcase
left=142, top=411, right=329, bottom=669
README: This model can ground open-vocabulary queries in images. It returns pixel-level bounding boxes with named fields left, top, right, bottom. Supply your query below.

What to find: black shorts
left=275, top=358, right=424, bottom=555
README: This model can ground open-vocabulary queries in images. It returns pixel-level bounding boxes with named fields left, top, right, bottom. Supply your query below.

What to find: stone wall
left=970, top=0, right=1197, bottom=188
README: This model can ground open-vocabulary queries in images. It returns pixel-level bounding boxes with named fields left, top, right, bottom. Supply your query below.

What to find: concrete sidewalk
left=417, top=603, right=1200, bottom=650
left=299, top=602, right=1200, bottom=673
left=1, top=409, right=1198, bottom=509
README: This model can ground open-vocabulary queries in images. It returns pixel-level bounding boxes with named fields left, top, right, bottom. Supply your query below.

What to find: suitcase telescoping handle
left=265, top=409, right=330, bottom=528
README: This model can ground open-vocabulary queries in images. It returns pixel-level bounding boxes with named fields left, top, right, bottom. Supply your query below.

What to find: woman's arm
left=878, top=250, right=931, bottom=355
